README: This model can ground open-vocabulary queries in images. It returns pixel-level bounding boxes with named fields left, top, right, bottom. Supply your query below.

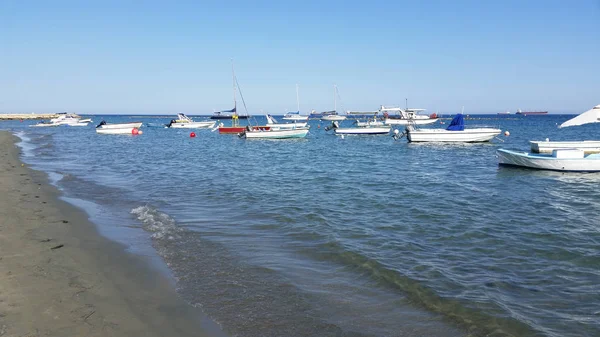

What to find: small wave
left=131, top=205, right=181, bottom=240
left=309, top=241, right=538, bottom=337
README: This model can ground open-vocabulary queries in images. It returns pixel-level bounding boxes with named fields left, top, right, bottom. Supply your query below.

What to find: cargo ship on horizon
left=515, top=109, right=548, bottom=115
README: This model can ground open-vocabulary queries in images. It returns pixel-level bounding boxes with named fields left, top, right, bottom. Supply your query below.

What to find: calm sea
left=4, top=114, right=599, bottom=337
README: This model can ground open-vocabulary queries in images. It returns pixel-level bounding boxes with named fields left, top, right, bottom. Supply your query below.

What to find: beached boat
left=95, top=121, right=143, bottom=134
left=240, top=126, right=310, bottom=139
left=404, top=114, right=501, bottom=142
left=265, top=114, right=307, bottom=129
left=167, top=113, right=216, bottom=129
left=381, top=106, right=438, bottom=125
left=497, top=149, right=600, bottom=172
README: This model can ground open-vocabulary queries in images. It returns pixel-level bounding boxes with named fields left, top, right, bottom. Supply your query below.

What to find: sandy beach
left=0, top=131, right=224, bottom=337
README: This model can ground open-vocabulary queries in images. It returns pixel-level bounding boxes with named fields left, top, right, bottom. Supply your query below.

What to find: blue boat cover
left=446, top=114, right=465, bottom=131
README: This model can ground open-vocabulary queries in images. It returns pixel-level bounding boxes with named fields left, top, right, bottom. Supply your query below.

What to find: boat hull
left=334, top=126, right=391, bottom=135
left=385, top=118, right=438, bottom=125
left=530, top=140, right=600, bottom=154
left=218, top=126, right=271, bottom=134
left=497, top=149, right=600, bottom=172
left=97, top=122, right=143, bottom=129
left=169, top=121, right=216, bottom=129
left=321, top=115, right=347, bottom=121
left=96, top=127, right=138, bottom=135
left=407, top=128, right=501, bottom=142
left=242, top=128, right=309, bottom=139
left=211, top=115, right=249, bottom=120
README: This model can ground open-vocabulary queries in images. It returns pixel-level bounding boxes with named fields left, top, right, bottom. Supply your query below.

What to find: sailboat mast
left=296, top=84, right=300, bottom=112
left=231, top=60, right=236, bottom=110
left=334, top=84, right=337, bottom=112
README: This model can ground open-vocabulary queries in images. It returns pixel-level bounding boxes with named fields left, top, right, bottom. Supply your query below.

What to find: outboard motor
left=324, top=121, right=339, bottom=132
left=96, top=120, right=106, bottom=128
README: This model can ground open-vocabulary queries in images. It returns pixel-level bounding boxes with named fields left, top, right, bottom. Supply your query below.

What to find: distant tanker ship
left=515, top=109, right=548, bottom=115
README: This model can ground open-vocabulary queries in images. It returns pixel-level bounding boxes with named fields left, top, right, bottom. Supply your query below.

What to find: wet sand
left=0, top=131, right=225, bottom=337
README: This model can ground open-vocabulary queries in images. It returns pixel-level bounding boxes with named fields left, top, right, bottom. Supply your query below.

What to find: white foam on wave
left=13, top=130, right=36, bottom=158
left=131, top=205, right=181, bottom=240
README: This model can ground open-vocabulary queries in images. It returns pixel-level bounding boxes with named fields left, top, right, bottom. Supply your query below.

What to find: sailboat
left=282, top=85, right=309, bottom=121
left=497, top=104, right=600, bottom=172
left=321, top=85, right=347, bottom=121
left=218, top=62, right=266, bottom=134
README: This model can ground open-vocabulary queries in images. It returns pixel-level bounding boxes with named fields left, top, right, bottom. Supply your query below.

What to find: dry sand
left=0, top=131, right=224, bottom=337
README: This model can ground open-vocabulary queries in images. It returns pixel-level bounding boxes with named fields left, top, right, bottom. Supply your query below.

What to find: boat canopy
left=559, top=105, right=600, bottom=128
left=446, top=114, right=465, bottom=131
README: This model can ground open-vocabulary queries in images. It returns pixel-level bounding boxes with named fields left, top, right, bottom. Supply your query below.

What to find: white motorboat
left=497, top=148, right=600, bottom=172
left=404, top=114, right=500, bottom=142
left=326, top=120, right=391, bottom=135
left=526, top=105, right=600, bottom=153
left=167, top=113, right=216, bottom=129
left=530, top=140, right=600, bottom=154
left=50, top=112, right=85, bottom=125
left=321, top=113, right=347, bottom=121
left=381, top=106, right=438, bottom=125
left=96, top=121, right=143, bottom=134
left=265, top=114, right=307, bottom=129
left=240, top=126, right=309, bottom=139
left=497, top=104, right=600, bottom=172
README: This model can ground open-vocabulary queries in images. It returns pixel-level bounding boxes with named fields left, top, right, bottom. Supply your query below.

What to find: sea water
left=5, top=114, right=600, bottom=337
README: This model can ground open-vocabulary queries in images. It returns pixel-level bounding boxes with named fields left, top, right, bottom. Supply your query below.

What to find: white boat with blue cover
left=405, top=114, right=501, bottom=142
left=497, top=149, right=600, bottom=172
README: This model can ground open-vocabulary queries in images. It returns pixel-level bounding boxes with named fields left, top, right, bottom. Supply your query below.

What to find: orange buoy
left=138, top=130, right=143, bottom=135
left=190, top=132, right=196, bottom=138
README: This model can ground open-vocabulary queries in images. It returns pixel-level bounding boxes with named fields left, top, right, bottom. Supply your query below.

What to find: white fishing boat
left=320, top=85, right=347, bottom=121
left=326, top=120, right=391, bottom=135
left=404, top=114, right=501, bottom=142
left=95, top=121, right=143, bottom=134
left=167, top=113, right=216, bottom=129
left=497, top=149, right=600, bottom=172
left=240, top=126, right=309, bottom=139
left=381, top=106, right=438, bottom=125
left=530, top=140, right=600, bottom=154
left=497, top=104, right=600, bottom=172
left=265, top=114, right=307, bottom=129
left=526, top=105, right=600, bottom=153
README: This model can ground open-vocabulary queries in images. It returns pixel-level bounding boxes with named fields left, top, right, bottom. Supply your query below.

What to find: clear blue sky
left=1, top=0, right=598, bottom=114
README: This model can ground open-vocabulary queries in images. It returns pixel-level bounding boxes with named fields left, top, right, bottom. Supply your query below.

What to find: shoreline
left=0, top=131, right=225, bottom=337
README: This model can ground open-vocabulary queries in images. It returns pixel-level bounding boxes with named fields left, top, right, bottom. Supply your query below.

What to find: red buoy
left=190, top=132, right=196, bottom=138
left=132, top=128, right=139, bottom=135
